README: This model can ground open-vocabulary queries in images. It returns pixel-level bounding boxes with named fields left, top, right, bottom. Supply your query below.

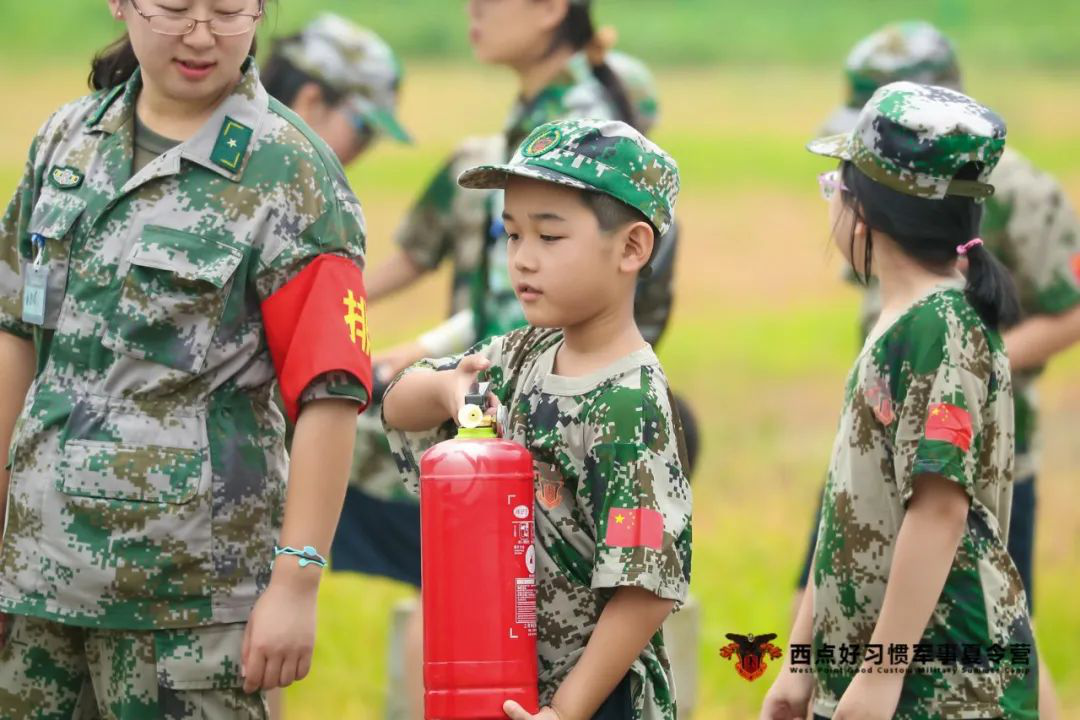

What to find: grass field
left=1, top=38, right=1078, bottom=720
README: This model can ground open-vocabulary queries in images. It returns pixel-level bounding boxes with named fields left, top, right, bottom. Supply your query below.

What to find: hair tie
left=585, top=26, right=618, bottom=66
left=956, top=238, right=983, bottom=256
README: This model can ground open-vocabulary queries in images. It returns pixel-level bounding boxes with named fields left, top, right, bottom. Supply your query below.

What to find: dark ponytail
left=840, top=161, right=1020, bottom=330
left=551, top=4, right=641, bottom=131
left=88, top=1, right=264, bottom=91
left=962, top=242, right=1021, bottom=331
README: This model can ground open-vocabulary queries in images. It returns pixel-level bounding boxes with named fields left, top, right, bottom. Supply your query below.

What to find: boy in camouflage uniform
left=764, top=83, right=1037, bottom=720
left=383, top=119, right=692, bottom=720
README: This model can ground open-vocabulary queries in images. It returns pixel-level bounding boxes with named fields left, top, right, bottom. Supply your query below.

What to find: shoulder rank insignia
left=210, top=116, right=253, bottom=173
left=49, top=166, right=84, bottom=189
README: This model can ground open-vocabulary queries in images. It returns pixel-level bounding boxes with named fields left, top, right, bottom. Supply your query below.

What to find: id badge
left=22, top=263, right=49, bottom=326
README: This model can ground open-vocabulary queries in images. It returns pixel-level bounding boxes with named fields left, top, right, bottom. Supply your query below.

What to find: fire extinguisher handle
left=464, top=380, right=492, bottom=408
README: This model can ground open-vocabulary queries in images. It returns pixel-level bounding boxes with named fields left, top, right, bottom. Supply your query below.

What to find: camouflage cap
left=277, top=14, right=411, bottom=143
left=458, top=119, right=680, bottom=236
left=808, top=81, right=1005, bottom=200
left=822, top=21, right=963, bottom=136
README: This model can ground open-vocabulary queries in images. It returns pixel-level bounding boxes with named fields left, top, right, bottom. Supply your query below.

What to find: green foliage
left=4, top=1, right=1080, bottom=68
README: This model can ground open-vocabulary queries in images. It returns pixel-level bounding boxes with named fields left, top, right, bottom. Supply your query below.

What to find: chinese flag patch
left=261, top=254, right=373, bottom=422
left=604, top=507, right=664, bottom=550
left=924, top=403, right=973, bottom=452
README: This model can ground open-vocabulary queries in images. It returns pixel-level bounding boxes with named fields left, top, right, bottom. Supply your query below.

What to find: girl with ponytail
left=763, top=82, right=1037, bottom=720
left=366, top=0, right=668, bottom=352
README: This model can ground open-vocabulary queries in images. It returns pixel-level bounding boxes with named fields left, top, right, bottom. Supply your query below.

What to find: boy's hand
left=444, top=354, right=497, bottom=423
left=759, top=664, right=814, bottom=719
left=832, top=671, right=902, bottom=720
left=241, top=567, right=319, bottom=693
left=503, top=700, right=562, bottom=720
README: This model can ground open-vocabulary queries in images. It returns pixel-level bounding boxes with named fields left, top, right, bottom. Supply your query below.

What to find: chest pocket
left=24, top=187, right=87, bottom=329
left=102, top=225, right=244, bottom=374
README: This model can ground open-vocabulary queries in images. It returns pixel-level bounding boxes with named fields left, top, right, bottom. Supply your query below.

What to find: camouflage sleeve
left=0, top=124, right=45, bottom=339
left=393, top=157, right=458, bottom=271
left=890, top=324, right=990, bottom=505
left=298, top=370, right=368, bottom=407
left=985, top=155, right=1080, bottom=315
left=587, top=367, right=691, bottom=603
left=634, top=221, right=677, bottom=346
left=381, top=334, right=508, bottom=496
left=254, top=154, right=369, bottom=403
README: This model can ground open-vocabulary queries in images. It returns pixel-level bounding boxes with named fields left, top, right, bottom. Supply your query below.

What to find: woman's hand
left=759, top=663, right=815, bottom=720
left=503, top=700, right=562, bottom=720
left=832, top=671, right=903, bottom=720
left=241, top=565, right=320, bottom=693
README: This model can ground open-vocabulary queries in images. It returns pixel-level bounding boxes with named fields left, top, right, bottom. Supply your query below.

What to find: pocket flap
left=27, top=187, right=87, bottom=240
left=58, top=397, right=207, bottom=504
left=130, top=225, right=243, bottom=288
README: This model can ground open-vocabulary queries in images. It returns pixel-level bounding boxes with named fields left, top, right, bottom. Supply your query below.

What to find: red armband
left=261, top=254, right=373, bottom=422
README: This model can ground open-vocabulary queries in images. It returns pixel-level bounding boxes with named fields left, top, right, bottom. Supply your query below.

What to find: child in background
left=762, top=82, right=1037, bottom=720
left=383, top=118, right=692, bottom=720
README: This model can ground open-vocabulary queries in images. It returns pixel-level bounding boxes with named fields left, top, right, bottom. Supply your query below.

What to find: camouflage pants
left=0, top=614, right=267, bottom=719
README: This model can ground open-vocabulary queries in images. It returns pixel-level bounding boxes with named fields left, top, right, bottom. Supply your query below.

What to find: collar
left=84, top=58, right=268, bottom=182
left=538, top=340, right=660, bottom=397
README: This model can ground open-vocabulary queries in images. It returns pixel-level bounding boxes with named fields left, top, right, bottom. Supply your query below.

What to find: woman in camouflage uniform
left=0, top=1, right=372, bottom=716
left=763, top=83, right=1036, bottom=720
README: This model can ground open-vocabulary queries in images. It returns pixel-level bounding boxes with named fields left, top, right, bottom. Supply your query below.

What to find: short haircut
left=578, top=189, right=659, bottom=271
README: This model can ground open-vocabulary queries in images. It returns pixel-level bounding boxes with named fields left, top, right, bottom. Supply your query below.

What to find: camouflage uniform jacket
left=858, top=148, right=1080, bottom=482
left=385, top=328, right=692, bottom=719
left=394, top=59, right=676, bottom=345
left=0, top=61, right=367, bottom=629
left=814, top=286, right=1037, bottom=719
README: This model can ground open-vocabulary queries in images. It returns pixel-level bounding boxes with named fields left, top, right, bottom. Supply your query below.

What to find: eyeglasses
left=818, top=169, right=849, bottom=201
left=129, top=0, right=263, bottom=37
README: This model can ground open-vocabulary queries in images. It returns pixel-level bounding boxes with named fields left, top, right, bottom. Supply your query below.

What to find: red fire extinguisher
left=420, top=382, right=539, bottom=719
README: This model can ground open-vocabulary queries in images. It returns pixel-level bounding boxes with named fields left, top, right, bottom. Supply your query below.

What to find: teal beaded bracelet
left=272, top=545, right=327, bottom=569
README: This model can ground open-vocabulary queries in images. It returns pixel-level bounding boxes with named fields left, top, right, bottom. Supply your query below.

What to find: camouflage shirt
left=0, top=61, right=367, bottom=629
left=384, top=328, right=692, bottom=719
left=813, top=286, right=1037, bottom=719
left=858, top=148, right=1080, bottom=480
left=393, top=57, right=676, bottom=345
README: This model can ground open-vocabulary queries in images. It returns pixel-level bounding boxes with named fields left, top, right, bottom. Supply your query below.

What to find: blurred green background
left=4, top=1, right=1080, bottom=67
left=1, top=2, right=1078, bottom=719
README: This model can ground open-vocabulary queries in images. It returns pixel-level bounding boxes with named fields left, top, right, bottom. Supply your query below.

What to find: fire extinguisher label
left=511, top=505, right=537, bottom=637
left=515, top=577, right=537, bottom=634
